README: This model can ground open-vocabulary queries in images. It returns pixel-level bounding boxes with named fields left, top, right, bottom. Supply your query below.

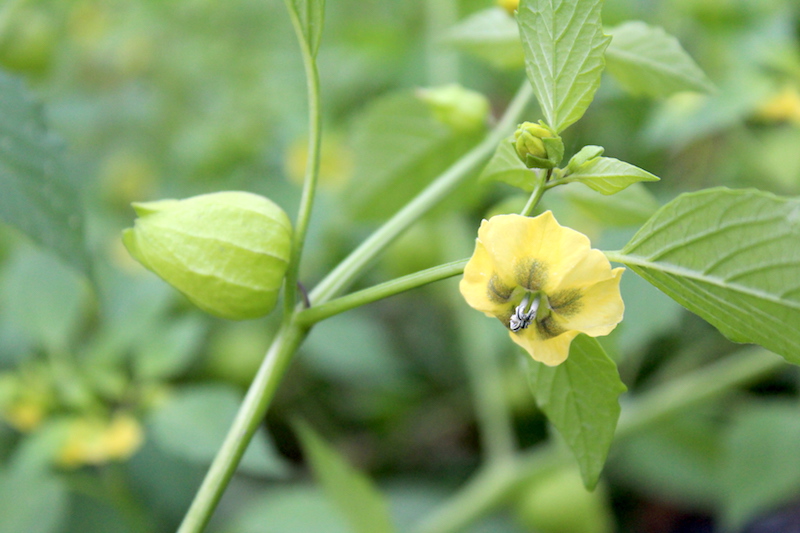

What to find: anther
left=509, top=294, right=539, bottom=332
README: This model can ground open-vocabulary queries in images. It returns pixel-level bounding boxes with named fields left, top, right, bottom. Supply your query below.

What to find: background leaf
left=527, top=335, right=627, bottom=489
left=478, top=136, right=536, bottom=192
left=561, top=182, right=661, bottom=228
left=517, top=0, right=611, bottom=133
left=605, top=21, right=714, bottom=98
left=343, top=90, right=481, bottom=221
left=444, top=8, right=525, bottom=70
left=0, top=70, right=90, bottom=276
left=295, top=421, right=395, bottom=533
left=719, top=402, right=800, bottom=531
left=286, top=0, right=326, bottom=57
left=564, top=156, right=659, bottom=195
left=616, top=188, right=800, bottom=365
left=149, top=384, right=290, bottom=477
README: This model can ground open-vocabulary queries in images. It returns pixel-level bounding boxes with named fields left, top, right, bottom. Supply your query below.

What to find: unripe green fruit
left=123, top=191, right=292, bottom=320
left=514, top=467, right=614, bottom=533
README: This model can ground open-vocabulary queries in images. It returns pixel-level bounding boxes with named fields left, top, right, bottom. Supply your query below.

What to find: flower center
left=509, top=293, right=539, bottom=332
left=509, top=291, right=552, bottom=332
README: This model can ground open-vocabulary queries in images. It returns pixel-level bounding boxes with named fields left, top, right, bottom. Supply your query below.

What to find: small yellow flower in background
left=755, top=86, right=800, bottom=124
left=460, top=212, right=624, bottom=366
left=57, top=413, right=144, bottom=468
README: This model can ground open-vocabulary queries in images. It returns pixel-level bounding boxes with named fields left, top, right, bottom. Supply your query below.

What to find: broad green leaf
left=149, top=384, right=290, bottom=477
left=295, top=421, right=395, bottom=533
left=344, top=90, right=481, bottom=221
left=285, top=0, right=325, bottom=57
left=517, top=0, right=611, bottom=133
left=479, top=135, right=536, bottom=191
left=605, top=21, right=714, bottom=98
left=615, top=188, right=800, bottom=364
left=720, top=403, right=800, bottom=530
left=528, top=335, right=626, bottom=489
left=444, top=8, right=525, bottom=70
left=564, top=156, right=659, bottom=195
left=0, top=70, right=90, bottom=276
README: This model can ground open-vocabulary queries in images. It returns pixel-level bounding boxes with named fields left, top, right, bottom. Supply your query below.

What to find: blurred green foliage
left=1, top=0, right=800, bottom=532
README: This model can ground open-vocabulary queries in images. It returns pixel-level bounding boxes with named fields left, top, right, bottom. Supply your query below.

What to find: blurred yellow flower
left=755, top=86, right=800, bottom=124
left=57, top=413, right=144, bottom=468
left=460, top=212, right=624, bottom=366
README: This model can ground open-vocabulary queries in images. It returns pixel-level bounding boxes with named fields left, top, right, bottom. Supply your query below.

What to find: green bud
left=512, top=121, right=564, bottom=169
left=566, top=145, right=604, bottom=174
left=417, top=84, right=490, bottom=133
left=122, top=191, right=292, bottom=320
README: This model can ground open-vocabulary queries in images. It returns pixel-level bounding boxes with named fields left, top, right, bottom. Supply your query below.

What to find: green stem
left=176, top=321, right=307, bottom=533
left=297, top=259, right=467, bottom=327
left=282, top=0, right=323, bottom=315
left=309, top=82, right=534, bottom=306
left=519, top=169, right=547, bottom=216
left=414, top=347, right=784, bottom=533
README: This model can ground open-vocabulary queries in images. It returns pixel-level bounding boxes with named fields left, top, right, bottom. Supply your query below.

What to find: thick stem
left=176, top=321, right=306, bottom=533
left=309, top=82, right=534, bottom=306
left=296, top=259, right=467, bottom=327
left=414, top=347, right=784, bottom=533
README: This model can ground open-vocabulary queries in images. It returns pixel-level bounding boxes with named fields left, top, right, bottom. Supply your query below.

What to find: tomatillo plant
left=108, top=0, right=800, bottom=532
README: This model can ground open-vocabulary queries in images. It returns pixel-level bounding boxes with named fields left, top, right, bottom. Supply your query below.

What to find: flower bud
left=513, top=121, right=564, bottom=169
left=417, top=84, right=490, bottom=133
left=123, top=191, right=292, bottom=320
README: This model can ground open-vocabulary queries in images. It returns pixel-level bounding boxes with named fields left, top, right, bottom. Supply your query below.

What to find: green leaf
left=606, top=21, right=714, bottom=98
left=615, top=188, right=800, bottom=364
left=720, top=402, right=800, bottom=531
left=0, top=70, right=90, bottom=276
left=149, top=384, right=290, bottom=477
left=563, top=182, right=660, bottom=227
left=344, top=90, right=481, bottom=221
left=230, top=485, right=350, bottom=533
left=563, top=156, right=659, bottom=195
left=444, top=8, right=525, bottom=70
left=295, top=421, right=396, bottom=533
left=527, top=335, right=626, bottom=489
left=0, top=244, right=89, bottom=351
left=0, top=470, right=67, bottom=533
left=479, top=135, right=536, bottom=191
left=285, top=0, right=325, bottom=57
left=517, top=0, right=611, bottom=133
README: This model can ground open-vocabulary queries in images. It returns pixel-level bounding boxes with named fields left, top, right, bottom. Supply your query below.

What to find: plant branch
left=296, top=258, right=467, bottom=327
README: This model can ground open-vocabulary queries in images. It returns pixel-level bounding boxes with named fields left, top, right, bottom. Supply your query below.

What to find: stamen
left=509, top=294, right=540, bottom=332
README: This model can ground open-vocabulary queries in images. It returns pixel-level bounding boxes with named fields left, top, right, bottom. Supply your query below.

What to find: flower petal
left=460, top=234, right=513, bottom=318
left=555, top=267, right=624, bottom=336
left=477, top=212, right=595, bottom=294
left=510, top=328, right=580, bottom=366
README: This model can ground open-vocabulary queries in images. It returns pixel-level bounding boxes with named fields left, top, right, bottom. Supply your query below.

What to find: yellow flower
left=460, top=212, right=624, bottom=366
